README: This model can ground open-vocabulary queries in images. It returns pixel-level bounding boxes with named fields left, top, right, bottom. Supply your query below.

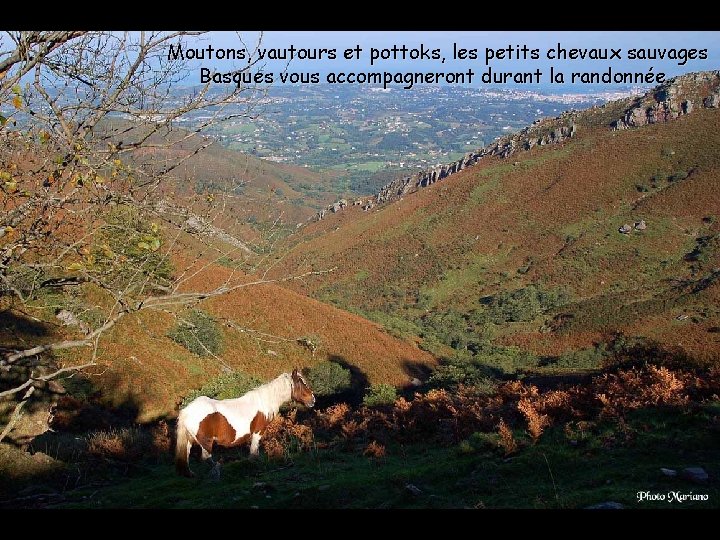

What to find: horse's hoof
left=208, top=463, right=222, bottom=481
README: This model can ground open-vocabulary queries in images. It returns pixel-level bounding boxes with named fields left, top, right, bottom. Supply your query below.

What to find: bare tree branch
left=0, top=386, right=35, bottom=443
left=0, top=30, right=330, bottom=441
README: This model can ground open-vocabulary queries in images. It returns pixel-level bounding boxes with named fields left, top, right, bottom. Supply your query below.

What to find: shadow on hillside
left=314, top=355, right=370, bottom=408
left=398, top=359, right=434, bottom=397
left=400, top=359, right=433, bottom=383
left=1, top=366, right=174, bottom=507
left=530, top=335, right=713, bottom=390
left=0, top=310, right=54, bottom=348
left=0, top=310, right=71, bottom=454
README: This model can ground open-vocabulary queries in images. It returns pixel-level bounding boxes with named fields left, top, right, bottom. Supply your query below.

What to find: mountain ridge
left=275, top=70, right=720, bottom=364
left=310, top=70, right=719, bottom=216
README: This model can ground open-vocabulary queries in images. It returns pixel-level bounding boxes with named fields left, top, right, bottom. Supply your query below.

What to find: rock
left=31, top=451, right=55, bottom=464
left=660, top=467, right=678, bottom=477
left=618, top=224, right=633, bottom=234
left=409, top=377, right=422, bottom=387
left=353, top=199, right=363, bottom=206
left=676, top=314, right=689, bottom=321
left=405, top=483, right=423, bottom=496
left=55, top=309, right=90, bottom=334
left=682, top=100, right=693, bottom=114
left=628, top=107, right=648, bottom=127
left=681, top=467, right=709, bottom=483
left=585, top=501, right=625, bottom=509
left=47, top=380, right=67, bottom=394
left=330, top=202, right=342, bottom=213
left=184, top=215, right=206, bottom=234
left=266, top=350, right=278, bottom=357
left=634, top=220, right=647, bottom=230
left=56, top=309, right=80, bottom=326
left=704, top=93, right=720, bottom=108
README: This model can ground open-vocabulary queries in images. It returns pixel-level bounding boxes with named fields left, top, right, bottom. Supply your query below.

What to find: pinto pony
left=175, top=369, right=315, bottom=477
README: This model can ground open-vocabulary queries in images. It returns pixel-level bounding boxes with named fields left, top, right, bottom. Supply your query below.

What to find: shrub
left=417, top=308, right=495, bottom=355
left=497, top=419, right=518, bottom=455
left=305, top=361, right=352, bottom=397
left=420, top=309, right=471, bottom=350
left=428, top=353, right=499, bottom=394
left=475, top=345, right=538, bottom=375
left=484, top=285, right=568, bottom=323
left=181, top=371, right=261, bottom=408
left=461, top=429, right=518, bottom=456
left=518, top=398, right=550, bottom=441
left=168, top=309, right=223, bottom=356
left=61, top=373, right=96, bottom=401
left=362, top=384, right=397, bottom=407
left=363, top=440, right=386, bottom=458
left=93, top=205, right=173, bottom=287
left=546, top=344, right=609, bottom=370
left=429, top=343, right=538, bottom=390
left=85, top=426, right=169, bottom=461
left=261, top=410, right=314, bottom=460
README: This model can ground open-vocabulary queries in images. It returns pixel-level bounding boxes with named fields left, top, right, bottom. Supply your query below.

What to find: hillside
left=274, top=71, right=720, bottom=364
left=3, top=62, right=719, bottom=510
left=1, top=260, right=434, bottom=427
left=103, top=120, right=343, bottom=238
left=90, top=262, right=435, bottom=421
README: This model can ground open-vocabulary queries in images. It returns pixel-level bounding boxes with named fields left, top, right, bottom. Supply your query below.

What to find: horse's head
left=291, top=368, right=315, bottom=408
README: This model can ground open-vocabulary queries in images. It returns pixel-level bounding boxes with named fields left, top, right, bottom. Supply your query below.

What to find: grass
left=418, top=252, right=498, bottom=309
left=40, top=401, right=719, bottom=509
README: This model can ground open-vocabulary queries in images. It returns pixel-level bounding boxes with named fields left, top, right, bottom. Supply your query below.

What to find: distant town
left=173, top=84, right=642, bottom=193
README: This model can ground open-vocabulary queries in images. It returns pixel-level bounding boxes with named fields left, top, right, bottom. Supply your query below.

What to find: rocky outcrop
left=56, top=309, right=90, bottom=335
left=612, top=70, right=720, bottom=130
left=704, top=92, right=720, bottom=108
left=311, top=70, right=720, bottom=220
left=376, top=115, right=578, bottom=204
left=154, top=198, right=252, bottom=253
left=374, top=72, right=720, bottom=208
left=316, top=198, right=349, bottom=220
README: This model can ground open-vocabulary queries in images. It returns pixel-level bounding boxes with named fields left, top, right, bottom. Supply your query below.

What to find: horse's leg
left=249, top=432, right=261, bottom=458
left=201, top=446, right=222, bottom=479
left=201, top=447, right=214, bottom=465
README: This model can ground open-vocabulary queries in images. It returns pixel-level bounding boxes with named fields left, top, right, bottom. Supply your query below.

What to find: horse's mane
left=236, top=372, right=292, bottom=417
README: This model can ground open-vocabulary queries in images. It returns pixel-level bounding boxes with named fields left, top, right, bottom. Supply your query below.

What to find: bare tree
left=0, top=31, right=330, bottom=440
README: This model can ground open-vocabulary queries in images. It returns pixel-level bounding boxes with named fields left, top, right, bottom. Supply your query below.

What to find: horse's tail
left=175, top=410, right=194, bottom=478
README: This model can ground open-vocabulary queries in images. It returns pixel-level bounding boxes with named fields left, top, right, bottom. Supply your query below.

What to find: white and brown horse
left=175, top=369, right=315, bottom=477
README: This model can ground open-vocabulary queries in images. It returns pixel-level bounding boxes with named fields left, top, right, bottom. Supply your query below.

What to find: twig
left=542, top=452, right=559, bottom=502
left=0, top=386, right=35, bottom=443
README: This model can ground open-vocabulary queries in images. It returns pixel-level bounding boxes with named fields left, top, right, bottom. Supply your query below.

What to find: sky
left=182, top=31, right=720, bottom=90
